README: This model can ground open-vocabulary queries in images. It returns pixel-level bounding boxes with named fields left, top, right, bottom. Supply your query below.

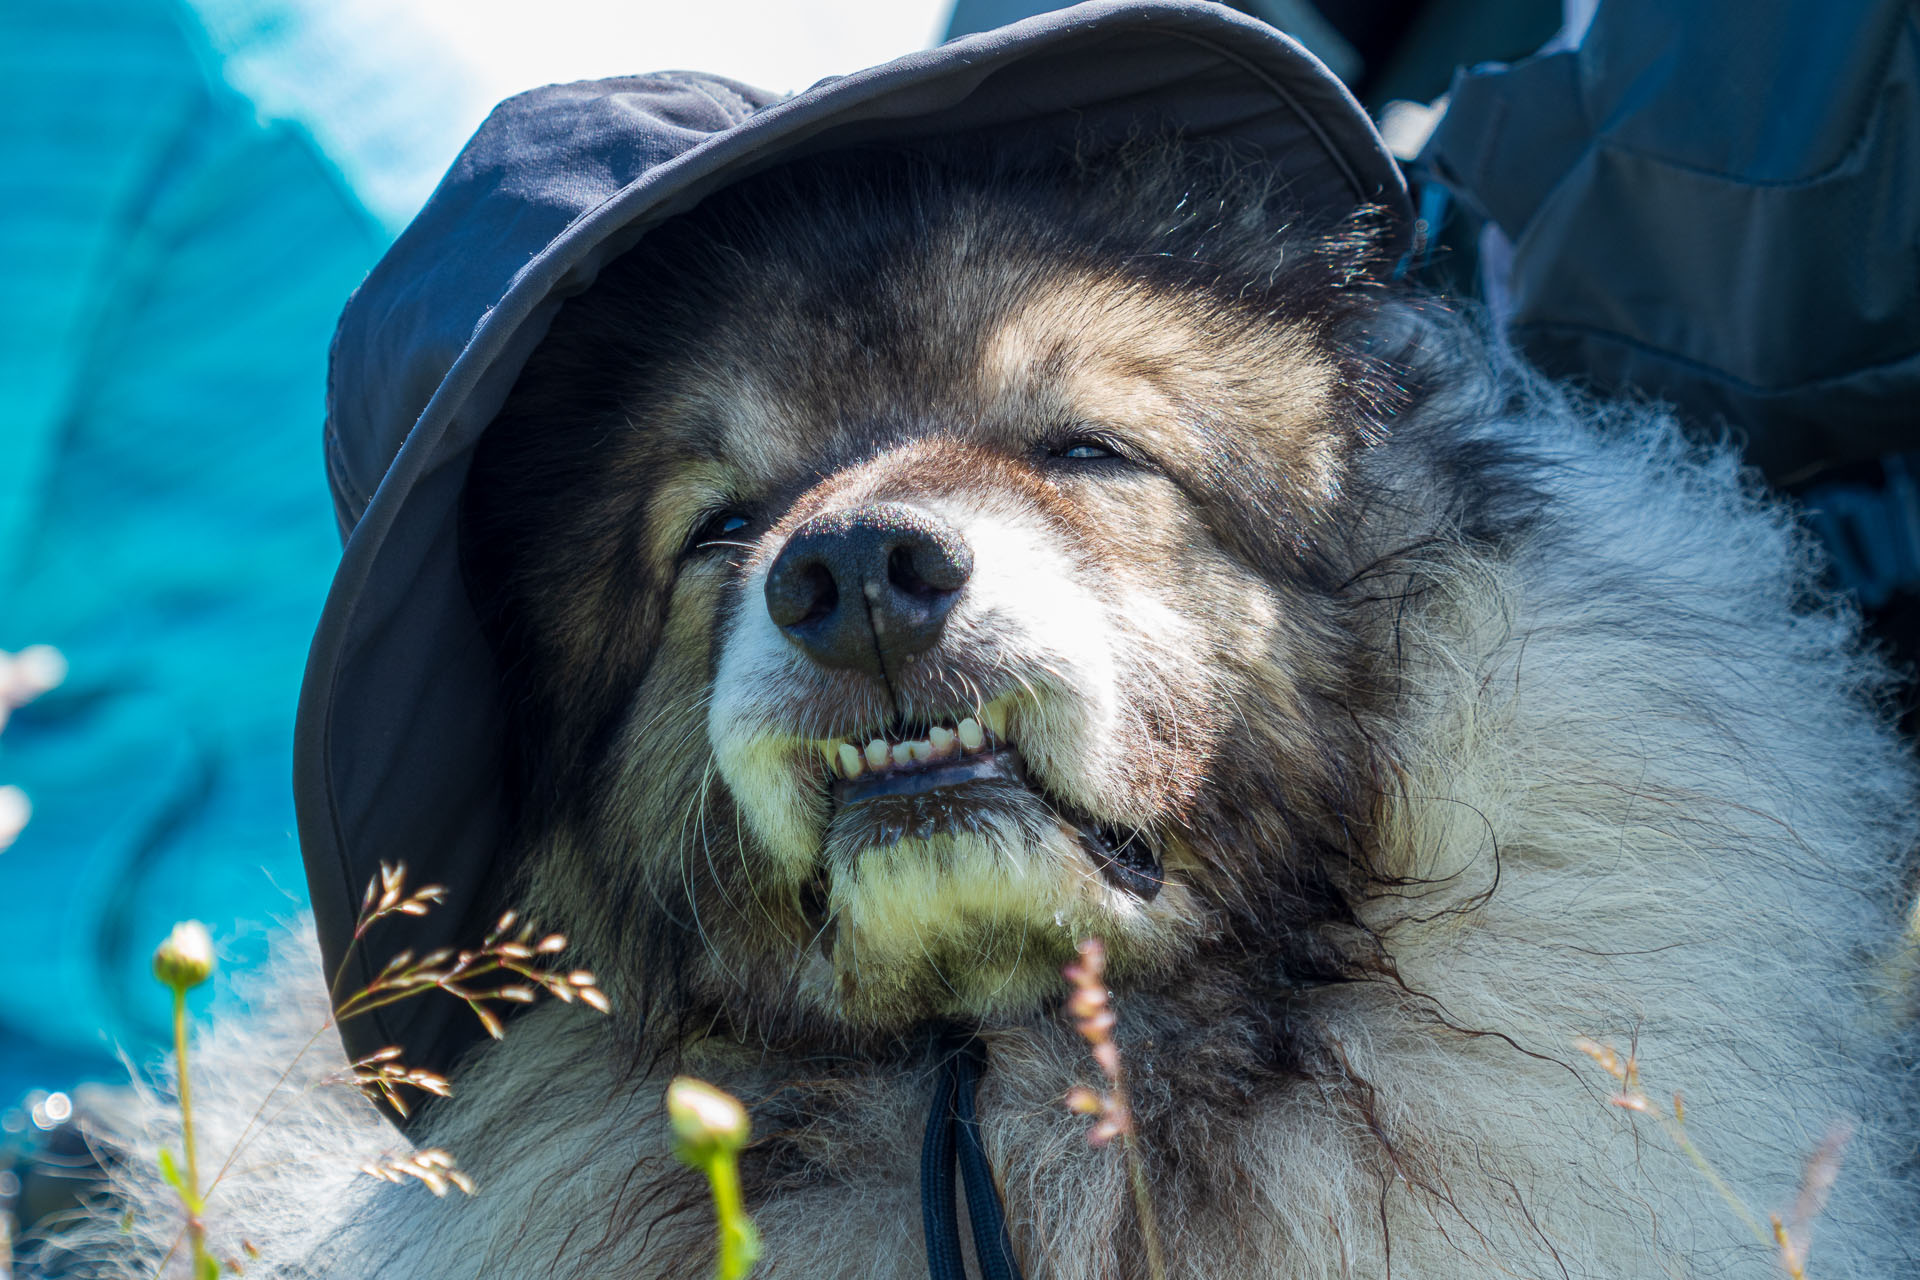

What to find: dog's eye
left=1052, top=438, right=1119, bottom=461
left=687, top=509, right=753, bottom=554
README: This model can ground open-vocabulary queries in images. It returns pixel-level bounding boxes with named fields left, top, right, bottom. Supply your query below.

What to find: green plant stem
left=700, top=1149, right=759, bottom=1280
left=173, top=990, right=200, bottom=1204
left=172, top=987, right=217, bottom=1278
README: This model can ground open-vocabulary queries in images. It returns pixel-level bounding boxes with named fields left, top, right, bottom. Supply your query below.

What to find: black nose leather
left=765, top=502, right=972, bottom=675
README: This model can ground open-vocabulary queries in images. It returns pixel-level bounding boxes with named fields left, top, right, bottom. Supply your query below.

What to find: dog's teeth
left=891, top=741, right=915, bottom=768
left=909, top=739, right=935, bottom=763
left=957, top=718, right=985, bottom=751
left=837, top=743, right=864, bottom=779
left=928, top=726, right=957, bottom=758
left=865, top=739, right=890, bottom=771
left=982, top=701, right=1008, bottom=740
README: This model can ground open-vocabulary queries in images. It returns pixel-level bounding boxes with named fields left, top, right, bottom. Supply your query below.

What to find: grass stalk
left=1064, top=938, right=1167, bottom=1280
left=1122, top=1134, right=1167, bottom=1280
left=1576, top=1037, right=1847, bottom=1278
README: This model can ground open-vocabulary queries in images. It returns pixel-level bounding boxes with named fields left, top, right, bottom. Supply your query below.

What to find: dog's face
left=464, top=150, right=1403, bottom=1038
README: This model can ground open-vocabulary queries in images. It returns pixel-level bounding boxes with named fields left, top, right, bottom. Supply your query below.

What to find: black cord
left=952, top=1044, right=1022, bottom=1280
left=921, top=1034, right=1024, bottom=1280
left=921, top=1047, right=967, bottom=1280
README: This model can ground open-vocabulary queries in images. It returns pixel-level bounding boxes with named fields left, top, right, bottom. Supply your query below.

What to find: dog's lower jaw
left=782, top=813, right=1202, bottom=1028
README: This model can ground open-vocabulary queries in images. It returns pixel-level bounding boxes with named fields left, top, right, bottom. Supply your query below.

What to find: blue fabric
left=0, top=0, right=386, bottom=1099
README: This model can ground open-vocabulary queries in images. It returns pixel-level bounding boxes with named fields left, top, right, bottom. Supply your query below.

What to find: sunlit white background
left=197, top=0, right=954, bottom=228
left=409, top=0, right=951, bottom=101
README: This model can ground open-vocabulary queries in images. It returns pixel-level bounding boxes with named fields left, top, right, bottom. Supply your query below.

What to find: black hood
left=298, top=0, right=1410, bottom=1103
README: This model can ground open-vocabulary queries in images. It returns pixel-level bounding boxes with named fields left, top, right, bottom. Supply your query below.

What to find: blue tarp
left=0, top=0, right=387, bottom=1098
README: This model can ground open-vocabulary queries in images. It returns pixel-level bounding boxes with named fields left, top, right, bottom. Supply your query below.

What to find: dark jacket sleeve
left=1422, top=0, right=1920, bottom=483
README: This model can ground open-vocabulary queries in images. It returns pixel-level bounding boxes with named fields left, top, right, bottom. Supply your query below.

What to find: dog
left=76, top=137, right=1918, bottom=1279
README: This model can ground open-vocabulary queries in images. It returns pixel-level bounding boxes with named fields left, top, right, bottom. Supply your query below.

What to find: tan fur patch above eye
left=715, top=378, right=817, bottom=491
left=642, top=459, right=737, bottom=566
left=981, top=272, right=1343, bottom=487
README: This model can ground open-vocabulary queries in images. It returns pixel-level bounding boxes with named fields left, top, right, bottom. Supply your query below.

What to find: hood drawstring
left=921, top=1035, right=1023, bottom=1280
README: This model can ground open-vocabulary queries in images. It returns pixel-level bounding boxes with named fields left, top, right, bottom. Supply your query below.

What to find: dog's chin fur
left=65, top=142, right=1920, bottom=1279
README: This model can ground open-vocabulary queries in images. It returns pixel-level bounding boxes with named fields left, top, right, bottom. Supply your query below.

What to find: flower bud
left=153, top=921, right=215, bottom=992
left=667, top=1076, right=749, bottom=1163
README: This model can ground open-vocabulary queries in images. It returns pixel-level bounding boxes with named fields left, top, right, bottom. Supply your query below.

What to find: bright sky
left=192, top=0, right=958, bottom=227
left=406, top=0, right=954, bottom=101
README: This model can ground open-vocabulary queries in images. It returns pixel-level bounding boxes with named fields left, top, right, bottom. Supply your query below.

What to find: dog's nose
left=765, top=502, right=972, bottom=675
